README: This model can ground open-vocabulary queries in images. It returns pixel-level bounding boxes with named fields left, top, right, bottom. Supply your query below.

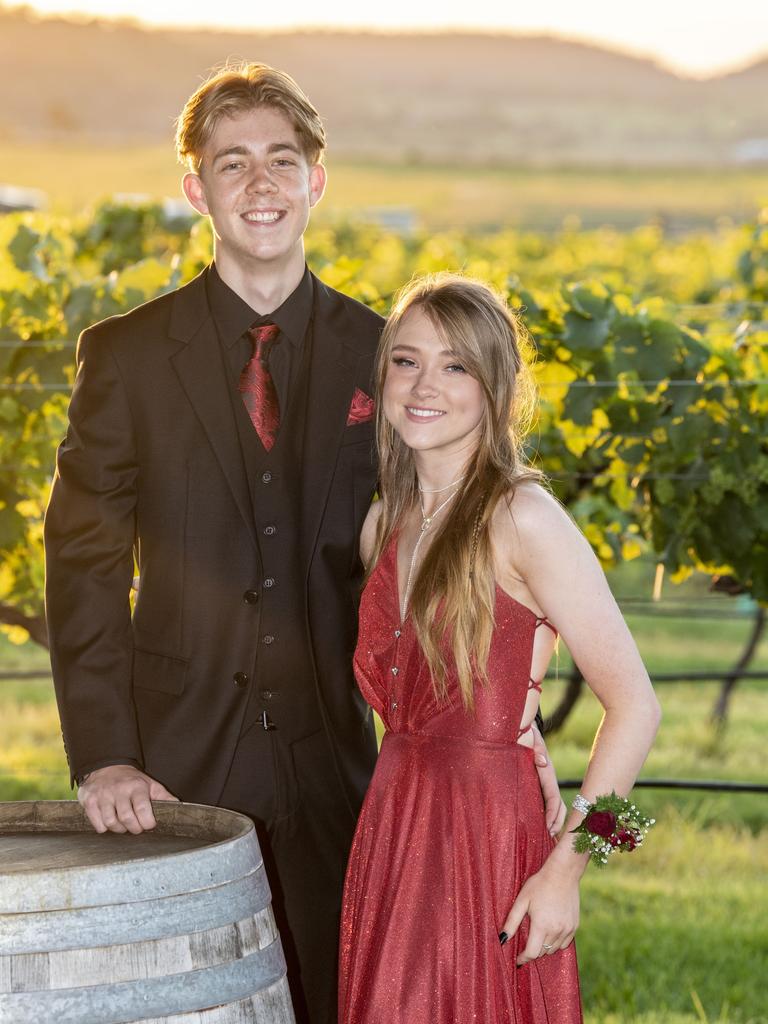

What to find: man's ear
left=182, top=172, right=209, bottom=216
left=308, top=163, right=327, bottom=209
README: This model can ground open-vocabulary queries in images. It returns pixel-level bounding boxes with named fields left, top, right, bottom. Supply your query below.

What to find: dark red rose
left=609, top=834, right=622, bottom=847
left=616, top=828, right=638, bottom=850
left=584, top=810, right=617, bottom=838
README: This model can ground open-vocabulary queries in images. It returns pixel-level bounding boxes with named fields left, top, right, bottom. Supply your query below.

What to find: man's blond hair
left=175, top=62, right=326, bottom=171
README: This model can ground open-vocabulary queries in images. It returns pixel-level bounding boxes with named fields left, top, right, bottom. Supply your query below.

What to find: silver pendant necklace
left=401, top=484, right=461, bottom=618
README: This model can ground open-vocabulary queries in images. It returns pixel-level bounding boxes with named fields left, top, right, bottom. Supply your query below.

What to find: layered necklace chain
left=401, top=482, right=462, bottom=617
left=417, top=474, right=466, bottom=494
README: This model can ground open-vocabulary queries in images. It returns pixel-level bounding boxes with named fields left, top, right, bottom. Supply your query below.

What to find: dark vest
left=228, top=314, right=320, bottom=738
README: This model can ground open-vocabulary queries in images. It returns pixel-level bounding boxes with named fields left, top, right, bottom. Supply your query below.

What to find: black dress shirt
left=206, top=263, right=314, bottom=418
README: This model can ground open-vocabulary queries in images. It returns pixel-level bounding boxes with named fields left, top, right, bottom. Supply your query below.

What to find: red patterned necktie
left=239, top=323, right=281, bottom=451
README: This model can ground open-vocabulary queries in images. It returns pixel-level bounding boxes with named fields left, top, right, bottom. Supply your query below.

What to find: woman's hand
left=530, top=724, right=566, bottom=836
left=501, top=859, right=580, bottom=965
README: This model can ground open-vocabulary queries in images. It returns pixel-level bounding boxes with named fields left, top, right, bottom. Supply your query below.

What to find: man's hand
left=77, top=764, right=178, bottom=834
left=530, top=724, right=566, bottom=836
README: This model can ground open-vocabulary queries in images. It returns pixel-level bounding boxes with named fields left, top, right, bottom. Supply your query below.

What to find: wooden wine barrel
left=0, top=800, right=295, bottom=1023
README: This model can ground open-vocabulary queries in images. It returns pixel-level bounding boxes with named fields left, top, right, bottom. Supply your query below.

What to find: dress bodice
left=354, top=533, right=556, bottom=744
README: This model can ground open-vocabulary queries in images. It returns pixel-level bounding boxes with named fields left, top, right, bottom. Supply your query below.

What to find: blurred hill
left=1, top=6, right=767, bottom=165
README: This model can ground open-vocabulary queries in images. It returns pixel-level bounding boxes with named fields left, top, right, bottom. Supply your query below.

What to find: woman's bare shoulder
left=493, top=479, right=583, bottom=563
left=501, top=480, right=571, bottom=533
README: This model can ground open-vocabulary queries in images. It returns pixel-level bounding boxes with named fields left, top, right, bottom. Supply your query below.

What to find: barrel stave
left=0, top=802, right=295, bottom=1023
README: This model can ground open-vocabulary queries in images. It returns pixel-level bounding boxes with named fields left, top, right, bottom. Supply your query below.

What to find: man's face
left=183, top=106, right=326, bottom=277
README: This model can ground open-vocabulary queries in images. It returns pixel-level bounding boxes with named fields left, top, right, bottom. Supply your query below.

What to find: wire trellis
left=557, top=778, right=768, bottom=793
left=2, top=376, right=768, bottom=394
left=0, top=463, right=751, bottom=485
left=0, top=769, right=764, bottom=794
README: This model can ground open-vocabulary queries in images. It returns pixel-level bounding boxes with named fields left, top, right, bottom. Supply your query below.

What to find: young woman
left=339, top=274, right=661, bottom=1023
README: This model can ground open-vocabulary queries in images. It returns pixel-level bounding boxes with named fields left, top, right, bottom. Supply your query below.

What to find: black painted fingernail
left=498, top=931, right=508, bottom=945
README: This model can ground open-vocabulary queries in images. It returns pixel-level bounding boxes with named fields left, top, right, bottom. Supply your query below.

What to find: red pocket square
left=346, top=387, right=375, bottom=426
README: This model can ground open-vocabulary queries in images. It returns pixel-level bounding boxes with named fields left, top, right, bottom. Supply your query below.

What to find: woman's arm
left=498, top=483, right=662, bottom=963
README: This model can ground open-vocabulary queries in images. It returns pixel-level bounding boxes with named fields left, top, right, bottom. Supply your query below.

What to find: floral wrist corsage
left=571, top=792, right=655, bottom=867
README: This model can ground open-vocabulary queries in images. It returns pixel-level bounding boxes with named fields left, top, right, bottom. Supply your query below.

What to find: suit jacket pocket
left=133, top=647, right=188, bottom=697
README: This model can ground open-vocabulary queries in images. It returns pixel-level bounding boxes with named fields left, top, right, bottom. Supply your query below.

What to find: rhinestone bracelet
left=571, top=793, right=592, bottom=815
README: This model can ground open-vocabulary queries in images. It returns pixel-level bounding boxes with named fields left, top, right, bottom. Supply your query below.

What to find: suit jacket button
left=262, top=634, right=275, bottom=645
left=261, top=471, right=272, bottom=483
left=243, top=590, right=259, bottom=604
left=263, top=577, right=275, bottom=588
left=233, top=672, right=248, bottom=688
left=263, top=525, right=277, bottom=536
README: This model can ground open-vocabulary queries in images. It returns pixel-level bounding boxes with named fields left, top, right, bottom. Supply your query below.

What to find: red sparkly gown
left=339, top=535, right=583, bottom=1023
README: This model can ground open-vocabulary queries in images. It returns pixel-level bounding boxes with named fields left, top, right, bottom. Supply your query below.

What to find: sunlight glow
left=20, top=0, right=768, bottom=77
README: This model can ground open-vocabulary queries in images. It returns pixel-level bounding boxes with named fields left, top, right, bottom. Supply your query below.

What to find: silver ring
left=542, top=943, right=553, bottom=952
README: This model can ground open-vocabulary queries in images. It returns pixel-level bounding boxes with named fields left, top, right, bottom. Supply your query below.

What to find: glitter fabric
left=339, top=534, right=583, bottom=1023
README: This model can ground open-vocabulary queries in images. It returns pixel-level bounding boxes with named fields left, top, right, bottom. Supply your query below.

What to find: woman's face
left=383, top=306, right=486, bottom=461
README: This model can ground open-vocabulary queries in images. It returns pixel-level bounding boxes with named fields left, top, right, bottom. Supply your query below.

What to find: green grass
left=3, top=141, right=768, bottom=230
left=544, top=682, right=767, bottom=832
left=0, top=635, right=70, bottom=798
left=580, top=811, right=768, bottom=1023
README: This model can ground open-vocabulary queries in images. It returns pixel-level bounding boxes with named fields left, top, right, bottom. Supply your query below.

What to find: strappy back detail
left=516, top=615, right=557, bottom=740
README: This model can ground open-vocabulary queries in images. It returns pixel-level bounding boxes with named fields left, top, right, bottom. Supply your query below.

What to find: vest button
left=233, top=672, right=248, bottom=688
left=262, top=634, right=275, bottom=645
left=261, top=471, right=272, bottom=483
left=263, top=577, right=275, bottom=588
left=263, top=524, right=277, bottom=536
left=243, top=590, right=260, bottom=604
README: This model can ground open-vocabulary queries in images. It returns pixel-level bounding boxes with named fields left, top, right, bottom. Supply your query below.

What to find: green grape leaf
left=562, top=383, right=596, bottom=425
left=568, top=283, right=612, bottom=320
left=563, top=311, right=611, bottom=351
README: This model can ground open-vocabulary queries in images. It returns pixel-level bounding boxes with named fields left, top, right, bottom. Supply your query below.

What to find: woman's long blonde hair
left=369, top=273, right=541, bottom=708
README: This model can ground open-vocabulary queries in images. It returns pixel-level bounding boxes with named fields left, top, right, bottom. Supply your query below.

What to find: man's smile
left=241, top=209, right=285, bottom=224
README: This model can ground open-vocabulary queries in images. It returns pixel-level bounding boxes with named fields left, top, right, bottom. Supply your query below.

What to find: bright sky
left=23, top=0, right=768, bottom=77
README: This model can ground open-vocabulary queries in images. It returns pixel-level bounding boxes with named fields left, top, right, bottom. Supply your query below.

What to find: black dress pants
left=218, top=720, right=358, bottom=1024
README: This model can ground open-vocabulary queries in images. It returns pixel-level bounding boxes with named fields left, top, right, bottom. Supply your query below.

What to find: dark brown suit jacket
left=44, top=267, right=382, bottom=815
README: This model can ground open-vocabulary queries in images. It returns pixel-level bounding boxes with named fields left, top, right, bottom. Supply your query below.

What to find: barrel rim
left=0, top=798, right=256, bottom=839
left=0, top=800, right=255, bottom=875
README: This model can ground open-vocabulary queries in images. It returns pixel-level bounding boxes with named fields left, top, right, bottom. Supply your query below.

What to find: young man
left=44, top=63, right=382, bottom=1024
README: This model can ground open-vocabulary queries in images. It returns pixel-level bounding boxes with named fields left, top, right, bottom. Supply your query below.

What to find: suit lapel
left=301, top=275, right=364, bottom=565
left=168, top=270, right=258, bottom=553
